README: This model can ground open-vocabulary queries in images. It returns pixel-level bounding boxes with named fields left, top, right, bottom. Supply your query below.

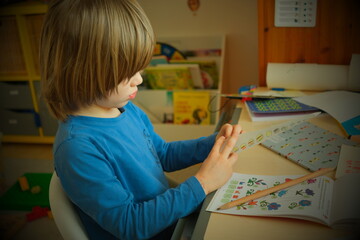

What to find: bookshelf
left=0, top=1, right=56, bottom=143
left=134, top=35, right=226, bottom=141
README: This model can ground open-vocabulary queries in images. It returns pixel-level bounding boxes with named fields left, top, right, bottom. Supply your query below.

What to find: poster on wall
left=275, top=0, right=317, bottom=27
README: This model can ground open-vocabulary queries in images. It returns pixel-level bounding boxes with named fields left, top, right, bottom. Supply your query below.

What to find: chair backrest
left=49, top=172, right=89, bottom=240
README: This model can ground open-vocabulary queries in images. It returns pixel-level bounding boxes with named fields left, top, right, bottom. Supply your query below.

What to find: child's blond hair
left=40, top=0, right=155, bottom=121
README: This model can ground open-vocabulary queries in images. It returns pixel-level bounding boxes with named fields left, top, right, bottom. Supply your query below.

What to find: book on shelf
left=170, top=59, right=219, bottom=89
left=156, top=64, right=203, bottom=89
left=207, top=172, right=360, bottom=229
left=245, top=98, right=321, bottom=122
left=144, top=66, right=194, bottom=90
left=173, top=91, right=210, bottom=125
left=182, top=48, right=222, bottom=57
left=154, top=42, right=186, bottom=61
left=261, top=121, right=359, bottom=172
left=149, top=55, right=168, bottom=66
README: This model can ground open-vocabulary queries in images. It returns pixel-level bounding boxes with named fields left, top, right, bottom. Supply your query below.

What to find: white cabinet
left=134, top=35, right=226, bottom=141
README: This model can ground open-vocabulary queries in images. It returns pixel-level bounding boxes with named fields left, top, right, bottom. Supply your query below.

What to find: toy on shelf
left=18, top=176, right=30, bottom=191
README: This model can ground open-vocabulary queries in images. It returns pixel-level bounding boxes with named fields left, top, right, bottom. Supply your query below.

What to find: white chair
left=49, top=172, right=89, bottom=240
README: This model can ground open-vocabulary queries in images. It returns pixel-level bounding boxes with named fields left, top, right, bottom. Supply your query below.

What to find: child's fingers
left=232, top=124, right=242, bottom=135
left=220, top=134, right=238, bottom=155
left=221, top=125, right=242, bottom=154
left=228, top=152, right=238, bottom=165
left=217, top=124, right=232, bottom=140
left=224, top=124, right=233, bottom=138
left=211, top=136, right=226, bottom=153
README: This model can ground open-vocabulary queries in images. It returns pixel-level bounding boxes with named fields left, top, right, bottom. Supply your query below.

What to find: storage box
left=0, top=81, right=33, bottom=109
left=0, top=109, right=39, bottom=135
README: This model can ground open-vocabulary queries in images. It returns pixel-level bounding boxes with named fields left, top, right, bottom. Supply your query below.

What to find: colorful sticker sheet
left=261, top=121, right=359, bottom=172
left=231, top=113, right=319, bottom=153
left=206, top=173, right=333, bottom=225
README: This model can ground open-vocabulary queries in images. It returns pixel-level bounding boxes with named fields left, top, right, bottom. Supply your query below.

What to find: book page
left=207, top=173, right=334, bottom=225
left=294, top=91, right=360, bottom=135
left=335, top=145, right=360, bottom=179
left=331, top=174, right=360, bottom=226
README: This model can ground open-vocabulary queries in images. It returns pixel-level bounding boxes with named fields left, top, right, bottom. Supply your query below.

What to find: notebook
left=245, top=98, right=320, bottom=122
left=261, top=121, right=359, bottom=171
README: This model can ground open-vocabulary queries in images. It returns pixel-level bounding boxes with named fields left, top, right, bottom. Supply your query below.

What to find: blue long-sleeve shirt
left=53, top=101, right=215, bottom=239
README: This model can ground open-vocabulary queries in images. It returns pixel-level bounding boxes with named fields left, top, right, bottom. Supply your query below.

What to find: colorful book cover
left=157, top=64, right=203, bottom=89
left=246, top=98, right=319, bottom=114
left=144, top=66, right=194, bottom=90
left=149, top=55, right=168, bottom=66
left=170, top=60, right=219, bottom=89
left=245, top=98, right=321, bottom=122
left=154, top=42, right=186, bottom=61
left=173, top=91, right=210, bottom=125
left=261, top=121, right=359, bottom=172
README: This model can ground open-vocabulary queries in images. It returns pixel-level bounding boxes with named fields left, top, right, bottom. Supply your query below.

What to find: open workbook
left=207, top=173, right=360, bottom=228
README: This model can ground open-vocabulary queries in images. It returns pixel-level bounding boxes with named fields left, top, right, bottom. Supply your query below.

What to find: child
left=40, top=0, right=241, bottom=239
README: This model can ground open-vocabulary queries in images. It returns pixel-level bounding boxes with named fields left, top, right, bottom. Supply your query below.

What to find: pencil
left=217, top=167, right=334, bottom=210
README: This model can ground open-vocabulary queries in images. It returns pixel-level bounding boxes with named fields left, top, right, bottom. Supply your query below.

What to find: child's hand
left=216, top=123, right=242, bottom=141
left=195, top=124, right=242, bottom=195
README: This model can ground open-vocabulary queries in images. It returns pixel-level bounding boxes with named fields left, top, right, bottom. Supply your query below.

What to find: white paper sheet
left=266, top=63, right=349, bottom=91
left=349, top=54, right=360, bottom=90
left=336, top=145, right=360, bottom=179
left=294, top=91, right=360, bottom=123
left=266, top=54, right=360, bottom=91
left=295, top=91, right=360, bottom=136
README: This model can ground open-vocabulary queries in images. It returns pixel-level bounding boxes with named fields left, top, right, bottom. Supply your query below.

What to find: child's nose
left=131, top=72, right=143, bottom=86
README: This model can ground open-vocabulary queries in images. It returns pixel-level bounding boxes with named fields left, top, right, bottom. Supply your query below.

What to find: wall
left=138, top=0, right=259, bottom=93
left=258, top=0, right=360, bottom=86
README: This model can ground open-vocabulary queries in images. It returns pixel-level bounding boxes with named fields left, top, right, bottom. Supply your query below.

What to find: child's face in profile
left=96, top=72, right=143, bottom=109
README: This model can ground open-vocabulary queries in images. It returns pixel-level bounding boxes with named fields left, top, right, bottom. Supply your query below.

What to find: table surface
left=191, top=100, right=358, bottom=240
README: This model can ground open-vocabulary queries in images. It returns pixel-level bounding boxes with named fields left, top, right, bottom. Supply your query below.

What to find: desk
left=191, top=101, right=358, bottom=240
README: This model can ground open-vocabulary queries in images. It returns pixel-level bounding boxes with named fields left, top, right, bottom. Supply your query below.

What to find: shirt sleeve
left=135, top=103, right=217, bottom=172
left=158, top=134, right=217, bottom=172
left=55, top=138, right=206, bottom=240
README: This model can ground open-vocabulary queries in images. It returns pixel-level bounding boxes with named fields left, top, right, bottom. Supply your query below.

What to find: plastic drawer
left=0, top=82, right=34, bottom=109
left=0, top=110, right=39, bottom=135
